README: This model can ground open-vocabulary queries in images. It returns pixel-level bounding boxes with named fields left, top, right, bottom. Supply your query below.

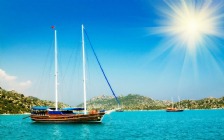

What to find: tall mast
left=54, top=27, right=58, bottom=111
left=82, top=24, right=87, bottom=114
left=178, top=96, right=181, bottom=108
left=171, top=97, right=173, bottom=109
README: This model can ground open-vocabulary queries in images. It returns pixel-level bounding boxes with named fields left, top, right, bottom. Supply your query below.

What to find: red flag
left=51, top=25, right=55, bottom=29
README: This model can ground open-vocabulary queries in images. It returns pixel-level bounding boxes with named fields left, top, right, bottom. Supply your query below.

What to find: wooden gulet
left=30, top=25, right=105, bottom=123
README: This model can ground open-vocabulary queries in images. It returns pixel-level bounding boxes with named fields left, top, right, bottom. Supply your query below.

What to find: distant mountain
left=78, top=94, right=224, bottom=110
left=78, top=94, right=170, bottom=110
left=1, top=86, right=223, bottom=114
left=0, top=87, right=68, bottom=114
left=178, top=97, right=224, bottom=109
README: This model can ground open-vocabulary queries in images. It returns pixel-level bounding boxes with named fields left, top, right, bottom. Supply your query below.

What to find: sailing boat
left=30, top=25, right=111, bottom=123
left=115, top=103, right=124, bottom=112
left=166, top=97, right=184, bottom=112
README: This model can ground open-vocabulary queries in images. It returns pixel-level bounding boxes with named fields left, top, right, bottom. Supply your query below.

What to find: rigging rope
left=84, top=29, right=120, bottom=106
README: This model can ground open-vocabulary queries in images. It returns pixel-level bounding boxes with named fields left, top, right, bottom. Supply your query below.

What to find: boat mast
left=54, top=27, right=58, bottom=111
left=171, top=97, right=173, bottom=109
left=82, top=24, right=87, bottom=115
left=178, top=96, right=181, bottom=109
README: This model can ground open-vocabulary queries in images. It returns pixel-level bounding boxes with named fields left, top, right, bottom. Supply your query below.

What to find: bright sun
left=153, top=0, right=223, bottom=53
left=147, top=0, right=224, bottom=97
left=184, top=18, right=201, bottom=36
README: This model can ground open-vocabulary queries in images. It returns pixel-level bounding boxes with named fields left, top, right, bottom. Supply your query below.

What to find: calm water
left=0, top=110, right=224, bottom=140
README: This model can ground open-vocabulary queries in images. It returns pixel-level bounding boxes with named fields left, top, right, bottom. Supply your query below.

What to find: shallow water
left=0, top=110, right=224, bottom=140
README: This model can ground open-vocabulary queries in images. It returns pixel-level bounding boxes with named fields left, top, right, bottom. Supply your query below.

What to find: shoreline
left=1, top=108, right=223, bottom=115
left=125, top=108, right=224, bottom=111
left=0, top=113, right=31, bottom=116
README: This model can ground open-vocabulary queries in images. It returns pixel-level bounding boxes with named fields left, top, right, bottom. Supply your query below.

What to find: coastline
left=121, top=108, right=224, bottom=112
left=0, top=113, right=31, bottom=116
left=1, top=108, right=223, bottom=115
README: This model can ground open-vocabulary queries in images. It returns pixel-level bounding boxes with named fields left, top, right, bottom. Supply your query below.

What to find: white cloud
left=0, top=69, right=17, bottom=81
left=0, top=68, right=32, bottom=91
left=19, top=80, right=32, bottom=87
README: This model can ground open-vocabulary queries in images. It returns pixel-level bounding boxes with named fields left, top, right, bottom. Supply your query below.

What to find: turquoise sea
left=0, top=110, right=224, bottom=140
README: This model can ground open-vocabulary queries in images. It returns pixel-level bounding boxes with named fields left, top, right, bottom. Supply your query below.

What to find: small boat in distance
left=115, top=108, right=124, bottom=112
left=115, top=104, right=124, bottom=112
left=30, top=25, right=116, bottom=123
left=166, top=108, right=184, bottom=112
left=166, top=97, right=184, bottom=112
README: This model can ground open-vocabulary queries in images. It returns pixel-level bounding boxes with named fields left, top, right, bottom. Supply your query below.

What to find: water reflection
left=30, top=122, right=103, bottom=139
left=52, top=124, right=62, bottom=138
left=79, top=125, right=91, bottom=139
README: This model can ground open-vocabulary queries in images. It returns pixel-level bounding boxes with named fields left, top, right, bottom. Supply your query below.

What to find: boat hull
left=166, top=110, right=184, bottom=112
left=166, top=108, right=184, bottom=112
left=30, top=112, right=105, bottom=123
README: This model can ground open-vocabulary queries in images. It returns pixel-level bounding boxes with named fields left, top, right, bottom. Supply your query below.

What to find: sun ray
left=151, top=0, right=224, bottom=53
left=147, top=0, right=224, bottom=97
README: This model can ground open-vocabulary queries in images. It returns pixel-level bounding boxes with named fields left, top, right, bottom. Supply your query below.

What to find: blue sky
left=0, top=0, right=224, bottom=106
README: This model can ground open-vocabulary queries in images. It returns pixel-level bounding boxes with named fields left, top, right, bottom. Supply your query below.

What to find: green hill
left=79, top=94, right=224, bottom=110
left=78, top=94, right=170, bottom=110
left=177, top=97, right=224, bottom=109
left=1, top=86, right=223, bottom=114
left=0, top=87, right=68, bottom=114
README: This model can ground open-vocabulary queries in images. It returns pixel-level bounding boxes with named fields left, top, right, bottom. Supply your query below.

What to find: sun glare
left=152, top=0, right=224, bottom=53
left=185, top=18, right=201, bottom=35
left=148, top=0, right=224, bottom=89
left=177, top=13, right=208, bottom=50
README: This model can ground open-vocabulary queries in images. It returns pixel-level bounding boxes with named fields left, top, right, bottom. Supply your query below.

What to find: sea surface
left=0, top=110, right=224, bottom=140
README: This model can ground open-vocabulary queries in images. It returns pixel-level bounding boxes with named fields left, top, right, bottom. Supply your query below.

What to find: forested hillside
left=79, top=94, right=224, bottom=110
left=0, top=87, right=68, bottom=114
left=1, top=86, right=223, bottom=114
